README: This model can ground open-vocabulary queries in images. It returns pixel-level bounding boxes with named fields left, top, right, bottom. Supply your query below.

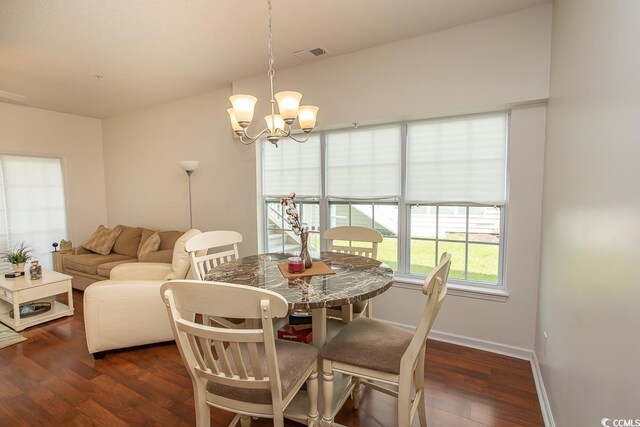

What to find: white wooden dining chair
left=186, top=230, right=244, bottom=329
left=319, top=253, right=451, bottom=427
left=186, top=230, right=243, bottom=280
left=161, top=280, right=319, bottom=427
left=323, top=226, right=384, bottom=322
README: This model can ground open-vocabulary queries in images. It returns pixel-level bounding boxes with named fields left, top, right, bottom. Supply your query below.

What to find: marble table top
left=204, top=252, right=394, bottom=310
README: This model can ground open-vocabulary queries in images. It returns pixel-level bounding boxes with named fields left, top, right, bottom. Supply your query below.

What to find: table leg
left=67, top=280, right=74, bottom=313
left=13, top=297, right=21, bottom=330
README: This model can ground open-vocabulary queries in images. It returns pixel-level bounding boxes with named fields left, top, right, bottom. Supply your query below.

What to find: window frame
left=260, top=111, right=509, bottom=292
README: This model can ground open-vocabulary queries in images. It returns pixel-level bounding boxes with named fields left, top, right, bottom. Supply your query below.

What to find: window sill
left=392, top=275, right=509, bottom=302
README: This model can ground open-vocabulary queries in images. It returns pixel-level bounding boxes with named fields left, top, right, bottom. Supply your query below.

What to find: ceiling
left=0, top=0, right=550, bottom=118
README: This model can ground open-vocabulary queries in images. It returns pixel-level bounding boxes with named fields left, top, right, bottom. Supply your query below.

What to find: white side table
left=0, top=269, right=74, bottom=331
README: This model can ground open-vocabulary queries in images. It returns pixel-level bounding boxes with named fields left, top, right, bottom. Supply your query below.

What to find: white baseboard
left=378, top=318, right=555, bottom=427
left=530, top=352, right=556, bottom=427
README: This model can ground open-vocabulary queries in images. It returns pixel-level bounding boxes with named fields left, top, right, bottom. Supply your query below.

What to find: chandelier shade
left=227, top=0, right=318, bottom=147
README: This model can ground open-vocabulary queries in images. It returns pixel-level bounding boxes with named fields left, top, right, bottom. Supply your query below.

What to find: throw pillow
left=138, top=232, right=161, bottom=261
left=82, top=225, right=122, bottom=256
left=165, top=229, right=201, bottom=280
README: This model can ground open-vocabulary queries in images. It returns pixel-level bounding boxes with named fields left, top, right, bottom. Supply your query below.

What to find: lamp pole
left=179, top=161, right=199, bottom=229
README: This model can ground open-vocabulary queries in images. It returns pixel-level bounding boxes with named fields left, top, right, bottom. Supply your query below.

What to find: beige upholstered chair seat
left=321, top=317, right=413, bottom=375
left=207, top=339, right=318, bottom=404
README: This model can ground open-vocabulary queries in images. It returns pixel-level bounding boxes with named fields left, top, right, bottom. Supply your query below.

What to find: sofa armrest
left=110, top=262, right=172, bottom=280
left=74, top=246, right=92, bottom=255
left=84, top=279, right=173, bottom=354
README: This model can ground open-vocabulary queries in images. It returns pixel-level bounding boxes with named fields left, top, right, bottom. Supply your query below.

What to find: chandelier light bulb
left=274, top=91, right=302, bottom=124
left=264, top=114, right=285, bottom=133
left=227, top=109, right=243, bottom=134
left=229, top=95, right=257, bottom=126
left=298, top=105, right=319, bottom=132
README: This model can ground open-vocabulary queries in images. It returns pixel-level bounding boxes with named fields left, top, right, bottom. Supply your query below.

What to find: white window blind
left=262, top=135, right=321, bottom=197
left=0, top=155, right=68, bottom=270
left=326, top=125, right=401, bottom=199
left=406, top=113, right=508, bottom=204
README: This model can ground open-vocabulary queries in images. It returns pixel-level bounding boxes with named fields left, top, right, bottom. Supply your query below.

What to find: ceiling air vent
left=293, top=46, right=329, bottom=61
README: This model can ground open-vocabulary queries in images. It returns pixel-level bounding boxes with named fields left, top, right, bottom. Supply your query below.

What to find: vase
left=12, top=263, right=25, bottom=273
left=29, top=260, right=42, bottom=280
left=299, top=231, right=313, bottom=269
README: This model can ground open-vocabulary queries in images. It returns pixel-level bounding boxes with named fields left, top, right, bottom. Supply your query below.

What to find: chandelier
left=227, top=0, right=319, bottom=147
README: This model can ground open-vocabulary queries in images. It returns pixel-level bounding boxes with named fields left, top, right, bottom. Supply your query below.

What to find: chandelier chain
left=267, top=0, right=275, bottom=79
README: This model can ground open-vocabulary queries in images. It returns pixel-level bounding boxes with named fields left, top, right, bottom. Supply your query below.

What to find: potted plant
left=3, top=242, right=32, bottom=272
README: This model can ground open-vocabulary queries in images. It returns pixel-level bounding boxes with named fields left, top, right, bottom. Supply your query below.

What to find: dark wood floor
left=0, top=291, right=543, bottom=426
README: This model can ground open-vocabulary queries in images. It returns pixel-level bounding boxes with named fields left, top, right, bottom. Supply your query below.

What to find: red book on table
left=277, top=324, right=313, bottom=344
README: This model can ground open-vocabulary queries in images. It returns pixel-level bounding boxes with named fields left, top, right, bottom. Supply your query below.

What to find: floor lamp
left=179, top=160, right=199, bottom=229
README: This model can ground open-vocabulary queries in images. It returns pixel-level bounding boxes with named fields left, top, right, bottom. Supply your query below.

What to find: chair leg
left=321, top=360, right=334, bottom=427
left=307, top=369, right=319, bottom=426
left=397, top=378, right=412, bottom=427
left=273, top=412, right=284, bottom=427
left=352, top=378, right=361, bottom=410
left=415, top=347, right=427, bottom=427
left=193, top=381, right=211, bottom=427
left=240, top=415, right=251, bottom=427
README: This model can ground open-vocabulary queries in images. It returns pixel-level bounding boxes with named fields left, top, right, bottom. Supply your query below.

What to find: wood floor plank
left=0, top=290, right=544, bottom=426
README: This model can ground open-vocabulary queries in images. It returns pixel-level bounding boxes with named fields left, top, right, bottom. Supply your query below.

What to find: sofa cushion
left=83, top=225, right=122, bottom=256
left=96, top=260, right=137, bottom=278
left=140, top=229, right=182, bottom=251
left=139, top=248, right=173, bottom=264
left=112, top=225, right=143, bottom=257
left=64, top=253, right=136, bottom=275
left=138, top=232, right=161, bottom=260
left=165, top=229, right=200, bottom=280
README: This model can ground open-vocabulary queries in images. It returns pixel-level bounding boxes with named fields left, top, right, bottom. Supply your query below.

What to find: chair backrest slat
left=186, top=231, right=243, bottom=280
left=187, top=333, right=207, bottom=371
left=229, top=342, right=249, bottom=379
left=213, top=339, right=233, bottom=377
left=247, top=342, right=264, bottom=380
left=197, top=336, right=220, bottom=375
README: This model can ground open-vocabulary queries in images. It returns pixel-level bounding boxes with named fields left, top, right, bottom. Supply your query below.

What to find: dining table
left=204, top=251, right=394, bottom=425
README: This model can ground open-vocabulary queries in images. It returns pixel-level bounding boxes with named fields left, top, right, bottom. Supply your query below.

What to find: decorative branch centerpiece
left=281, top=192, right=312, bottom=269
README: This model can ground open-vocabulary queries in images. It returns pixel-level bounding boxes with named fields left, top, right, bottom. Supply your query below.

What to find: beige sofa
left=63, top=225, right=183, bottom=290
left=84, top=229, right=201, bottom=359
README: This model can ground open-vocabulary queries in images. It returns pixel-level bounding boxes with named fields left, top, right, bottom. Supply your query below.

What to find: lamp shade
left=298, top=105, right=319, bottom=131
left=229, top=94, right=257, bottom=125
left=227, top=108, right=243, bottom=132
left=179, top=160, right=200, bottom=172
left=275, top=91, right=302, bottom=122
left=264, top=114, right=285, bottom=133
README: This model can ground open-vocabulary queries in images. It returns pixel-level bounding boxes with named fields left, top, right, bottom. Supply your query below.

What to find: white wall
left=0, top=102, right=107, bottom=245
left=102, top=88, right=258, bottom=254
left=536, top=0, right=640, bottom=424
left=234, top=5, right=552, bottom=349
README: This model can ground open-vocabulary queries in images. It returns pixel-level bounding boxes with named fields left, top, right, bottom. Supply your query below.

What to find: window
left=409, top=205, right=501, bottom=284
left=0, top=155, right=68, bottom=271
left=260, top=112, right=508, bottom=288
